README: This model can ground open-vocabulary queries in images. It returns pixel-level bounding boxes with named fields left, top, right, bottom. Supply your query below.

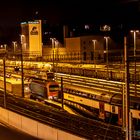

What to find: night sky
left=0, top=0, right=139, bottom=43
left=19, top=0, right=140, bottom=24
left=1, top=0, right=139, bottom=24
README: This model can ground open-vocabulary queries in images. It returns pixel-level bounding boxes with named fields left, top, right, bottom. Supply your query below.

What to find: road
left=0, top=122, right=41, bottom=140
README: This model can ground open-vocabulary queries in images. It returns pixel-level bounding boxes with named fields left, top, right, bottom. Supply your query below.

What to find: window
left=49, top=85, right=59, bottom=92
left=83, top=41, right=86, bottom=45
left=83, top=52, right=86, bottom=61
left=91, top=52, right=93, bottom=60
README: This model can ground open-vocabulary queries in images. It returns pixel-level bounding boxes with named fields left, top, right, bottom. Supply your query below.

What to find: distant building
left=21, top=20, right=42, bottom=56
left=64, top=36, right=105, bottom=63
left=42, top=34, right=116, bottom=64
left=20, top=21, right=117, bottom=63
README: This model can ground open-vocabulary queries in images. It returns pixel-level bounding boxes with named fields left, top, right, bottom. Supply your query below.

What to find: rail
left=0, top=92, right=125, bottom=140
left=55, top=73, right=140, bottom=96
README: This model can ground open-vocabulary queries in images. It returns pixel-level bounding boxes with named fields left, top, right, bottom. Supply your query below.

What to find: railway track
left=0, top=93, right=125, bottom=140
left=55, top=73, right=140, bottom=96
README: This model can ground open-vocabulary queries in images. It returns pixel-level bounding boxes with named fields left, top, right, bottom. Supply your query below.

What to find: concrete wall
left=0, top=107, right=86, bottom=140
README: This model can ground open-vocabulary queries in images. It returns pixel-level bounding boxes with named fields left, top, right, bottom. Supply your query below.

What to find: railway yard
left=0, top=59, right=140, bottom=139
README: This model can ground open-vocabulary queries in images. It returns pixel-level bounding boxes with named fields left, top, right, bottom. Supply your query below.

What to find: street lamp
left=3, top=52, right=7, bottom=108
left=104, top=37, right=109, bottom=79
left=24, top=43, right=27, bottom=51
left=92, top=40, right=97, bottom=71
left=12, top=41, right=17, bottom=53
left=50, top=38, right=56, bottom=72
left=55, top=40, right=59, bottom=61
left=130, top=30, right=139, bottom=96
left=20, top=35, right=25, bottom=98
left=4, top=44, right=7, bottom=50
left=130, top=30, right=139, bottom=57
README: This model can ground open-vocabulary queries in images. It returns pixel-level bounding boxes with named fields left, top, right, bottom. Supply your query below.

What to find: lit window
left=85, top=25, right=90, bottom=30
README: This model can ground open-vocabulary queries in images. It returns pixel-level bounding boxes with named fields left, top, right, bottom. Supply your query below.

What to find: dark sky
left=0, top=0, right=139, bottom=42
left=24, top=0, right=140, bottom=23
left=1, top=0, right=139, bottom=25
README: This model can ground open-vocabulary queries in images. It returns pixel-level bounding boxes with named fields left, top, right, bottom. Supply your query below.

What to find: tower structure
left=21, top=20, right=42, bottom=56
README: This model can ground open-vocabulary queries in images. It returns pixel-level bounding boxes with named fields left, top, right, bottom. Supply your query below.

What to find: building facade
left=21, top=20, right=42, bottom=56
left=42, top=35, right=116, bottom=64
left=20, top=21, right=117, bottom=64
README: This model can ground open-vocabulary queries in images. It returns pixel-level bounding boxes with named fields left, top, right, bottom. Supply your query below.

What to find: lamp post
left=92, top=40, right=97, bottom=71
left=104, top=37, right=109, bottom=79
left=20, top=35, right=24, bottom=98
left=4, top=44, right=7, bottom=50
left=12, top=41, right=17, bottom=53
left=55, top=40, right=59, bottom=62
left=124, top=36, right=131, bottom=140
left=3, top=53, right=7, bottom=108
left=55, top=40, right=59, bottom=73
left=50, top=38, right=56, bottom=72
left=24, top=43, right=27, bottom=51
left=130, top=30, right=139, bottom=96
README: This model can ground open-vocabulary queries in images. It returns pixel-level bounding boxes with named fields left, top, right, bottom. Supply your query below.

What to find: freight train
left=1, top=59, right=138, bottom=83
left=0, top=59, right=52, bottom=72
left=55, top=65, right=139, bottom=83
left=63, top=84, right=140, bottom=127
left=0, top=76, right=30, bottom=98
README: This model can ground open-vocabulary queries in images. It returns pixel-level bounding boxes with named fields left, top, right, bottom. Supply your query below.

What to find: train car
left=63, top=84, right=140, bottom=126
left=3, top=60, right=52, bottom=73
left=0, top=76, right=30, bottom=98
left=55, top=65, right=130, bottom=82
left=46, top=72, right=55, bottom=80
left=25, top=71, right=55, bottom=82
left=29, top=78, right=60, bottom=101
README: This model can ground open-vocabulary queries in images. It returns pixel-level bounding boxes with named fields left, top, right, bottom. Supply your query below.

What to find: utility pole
left=124, top=36, right=130, bottom=140
left=130, top=30, right=139, bottom=96
left=3, top=53, right=6, bottom=108
left=53, top=49, right=54, bottom=72
left=61, top=77, right=64, bottom=109
left=134, top=31, right=137, bottom=97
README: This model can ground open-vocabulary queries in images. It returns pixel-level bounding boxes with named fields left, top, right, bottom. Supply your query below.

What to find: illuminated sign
left=28, top=21, right=39, bottom=24
left=100, top=25, right=111, bottom=31
left=21, top=21, right=39, bottom=25
left=30, top=26, right=38, bottom=35
left=21, top=20, right=42, bottom=56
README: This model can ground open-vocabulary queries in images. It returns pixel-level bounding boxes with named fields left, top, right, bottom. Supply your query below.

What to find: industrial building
left=20, top=20, right=120, bottom=64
